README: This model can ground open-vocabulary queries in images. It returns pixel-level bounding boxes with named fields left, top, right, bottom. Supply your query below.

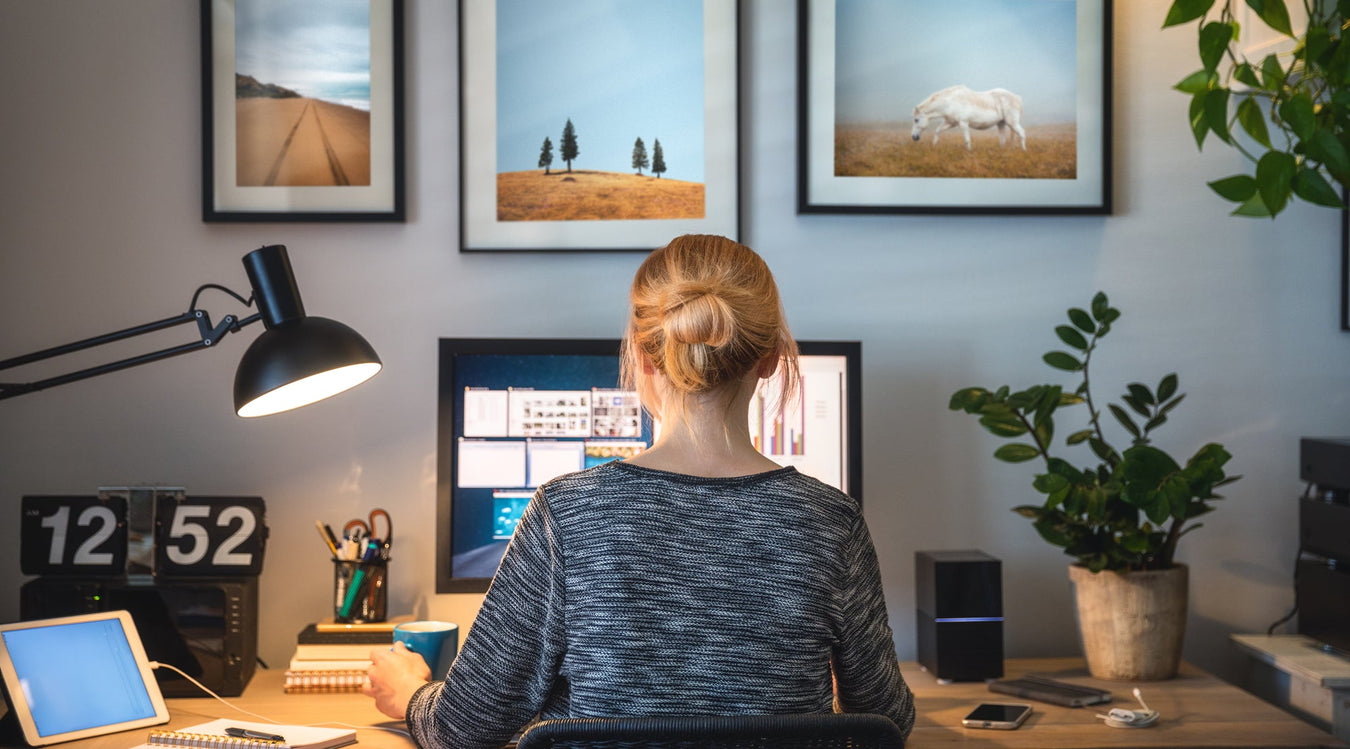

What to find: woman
left=366, top=235, right=914, bottom=748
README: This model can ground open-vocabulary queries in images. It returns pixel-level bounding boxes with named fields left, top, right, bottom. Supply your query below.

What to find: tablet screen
left=0, top=611, right=169, bottom=745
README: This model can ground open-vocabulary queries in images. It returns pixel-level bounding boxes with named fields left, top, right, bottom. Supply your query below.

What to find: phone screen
left=965, top=704, right=1030, bottom=723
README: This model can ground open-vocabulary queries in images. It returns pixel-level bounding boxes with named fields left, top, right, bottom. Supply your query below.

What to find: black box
left=20, top=576, right=258, bottom=696
left=1301, top=437, right=1350, bottom=495
left=1296, top=556, right=1350, bottom=653
left=915, top=550, right=1003, bottom=682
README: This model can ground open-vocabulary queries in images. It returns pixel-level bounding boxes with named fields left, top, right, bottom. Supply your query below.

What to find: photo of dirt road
left=236, top=97, right=370, bottom=187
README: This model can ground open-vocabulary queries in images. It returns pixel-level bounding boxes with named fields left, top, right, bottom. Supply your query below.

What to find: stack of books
left=283, top=618, right=406, bottom=693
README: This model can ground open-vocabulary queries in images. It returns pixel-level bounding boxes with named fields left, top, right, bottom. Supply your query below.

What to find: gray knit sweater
left=405, top=462, right=915, bottom=748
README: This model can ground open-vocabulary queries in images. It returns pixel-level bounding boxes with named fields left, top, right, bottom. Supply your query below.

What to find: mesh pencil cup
left=333, top=558, right=388, bottom=623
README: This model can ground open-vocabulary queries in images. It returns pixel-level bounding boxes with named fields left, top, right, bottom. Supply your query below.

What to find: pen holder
left=333, top=558, right=388, bottom=623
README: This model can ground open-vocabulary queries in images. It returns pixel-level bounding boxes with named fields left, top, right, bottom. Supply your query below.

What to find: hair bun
left=660, top=282, right=735, bottom=348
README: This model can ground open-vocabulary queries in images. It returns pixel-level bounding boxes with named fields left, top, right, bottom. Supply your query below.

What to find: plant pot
left=1067, top=563, right=1188, bottom=681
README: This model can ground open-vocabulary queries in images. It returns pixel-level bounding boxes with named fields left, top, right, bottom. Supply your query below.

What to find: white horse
left=911, top=85, right=1026, bottom=150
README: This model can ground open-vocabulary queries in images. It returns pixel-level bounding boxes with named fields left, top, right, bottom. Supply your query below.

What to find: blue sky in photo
left=235, top=0, right=371, bottom=111
left=495, top=0, right=705, bottom=182
left=835, top=0, right=1078, bottom=126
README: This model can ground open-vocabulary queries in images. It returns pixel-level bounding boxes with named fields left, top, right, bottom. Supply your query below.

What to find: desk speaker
left=915, top=550, right=1003, bottom=682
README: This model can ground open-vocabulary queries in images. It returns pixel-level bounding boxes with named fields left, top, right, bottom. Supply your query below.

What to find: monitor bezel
left=435, top=337, right=862, bottom=594
left=0, top=610, right=170, bottom=746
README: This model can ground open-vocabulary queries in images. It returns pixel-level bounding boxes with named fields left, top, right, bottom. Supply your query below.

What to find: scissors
left=343, top=508, right=392, bottom=557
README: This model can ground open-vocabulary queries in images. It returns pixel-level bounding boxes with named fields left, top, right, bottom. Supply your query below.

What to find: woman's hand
left=363, top=641, right=433, bottom=720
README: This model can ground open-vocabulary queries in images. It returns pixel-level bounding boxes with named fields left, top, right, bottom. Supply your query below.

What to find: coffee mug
left=393, top=621, right=459, bottom=680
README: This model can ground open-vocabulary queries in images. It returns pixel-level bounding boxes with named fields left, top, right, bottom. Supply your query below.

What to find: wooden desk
left=43, top=658, right=1345, bottom=748
left=905, top=657, right=1344, bottom=747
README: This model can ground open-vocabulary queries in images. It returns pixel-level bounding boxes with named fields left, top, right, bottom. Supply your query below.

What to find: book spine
left=147, top=729, right=290, bottom=748
left=284, top=669, right=370, bottom=693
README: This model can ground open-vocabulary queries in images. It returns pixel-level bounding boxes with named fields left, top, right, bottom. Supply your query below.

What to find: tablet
left=0, top=611, right=170, bottom=746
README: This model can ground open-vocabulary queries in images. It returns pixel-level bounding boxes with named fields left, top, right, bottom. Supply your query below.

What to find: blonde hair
left=621, top=234, right=799, bottom=419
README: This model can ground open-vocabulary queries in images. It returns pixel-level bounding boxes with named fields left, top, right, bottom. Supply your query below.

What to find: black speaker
left=915, top=550, right=1003, bottom=682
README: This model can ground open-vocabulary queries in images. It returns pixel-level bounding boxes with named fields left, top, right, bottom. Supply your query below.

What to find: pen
left=225, top=726, right=286, bottom=742
left=315, top=521, right=339, bottom=559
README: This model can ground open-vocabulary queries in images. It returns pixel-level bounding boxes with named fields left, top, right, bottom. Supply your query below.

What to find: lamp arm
left=0, top=308, right=262, bottom=401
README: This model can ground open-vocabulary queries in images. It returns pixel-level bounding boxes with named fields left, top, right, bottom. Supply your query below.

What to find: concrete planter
left=1068, top=563, right=1188, bottom=681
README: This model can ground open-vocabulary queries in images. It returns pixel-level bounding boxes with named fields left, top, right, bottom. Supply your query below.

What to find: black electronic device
left=1296, top=556, right=1350, bottom=653
left=1300, top=437, right=1350, bottom=500
left=19, top=576, right=259, bottom=697
left=915, top=550, right=1004, bottom=682
left=435, top=338, right=864, bottom=593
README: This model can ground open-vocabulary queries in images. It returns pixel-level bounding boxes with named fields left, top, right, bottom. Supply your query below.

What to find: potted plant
left=1162, top=0, right=1349, bottom=217
left=948, top=292, right=1240, bottom=679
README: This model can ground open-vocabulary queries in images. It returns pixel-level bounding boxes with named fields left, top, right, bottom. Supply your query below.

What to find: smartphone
left=962, top=702, right=1033, bottom=730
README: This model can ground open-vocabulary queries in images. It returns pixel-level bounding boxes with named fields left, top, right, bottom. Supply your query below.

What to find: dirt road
left=235, top=97, right=371, bottom=186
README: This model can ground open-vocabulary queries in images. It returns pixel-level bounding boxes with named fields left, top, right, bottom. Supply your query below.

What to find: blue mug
left=393, top=621, right=459, bottom=680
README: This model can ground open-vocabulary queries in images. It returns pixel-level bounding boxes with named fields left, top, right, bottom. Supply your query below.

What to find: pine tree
left=651, top=138, right=666, bottom=179
left=538, top=137, right=553, bottom=175
left=632, top=137, right=649, bottom=175
left=560, top=119, right=579, bottom=172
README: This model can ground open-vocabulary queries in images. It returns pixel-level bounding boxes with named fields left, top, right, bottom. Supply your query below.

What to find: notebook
left=137, top=719, right=356, bottom=749
left=0, top=610, right=171, bottom=746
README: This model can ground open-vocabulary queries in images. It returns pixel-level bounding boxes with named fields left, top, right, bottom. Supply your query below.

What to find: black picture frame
left=458, top=0, right=741, bottom=252
left=797, top=0, right=1112, bottom=215
left=1342, top=189, right=1349, bottom=331
left=200, top=0, right=405, bottom=222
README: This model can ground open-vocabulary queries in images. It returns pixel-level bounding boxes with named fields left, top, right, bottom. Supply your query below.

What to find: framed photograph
left=201, top=0, right=405, bottom=222
left=798, top=0, right=1112, bottom=215
left=459, top=0, right=740, bottom=252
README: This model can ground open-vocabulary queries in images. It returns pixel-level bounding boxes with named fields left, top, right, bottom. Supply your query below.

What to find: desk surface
left=52, top=657, right=1344, bottom=748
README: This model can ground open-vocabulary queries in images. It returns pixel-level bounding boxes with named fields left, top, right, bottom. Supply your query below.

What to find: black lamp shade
left=233, top=316, right=381, bottom=417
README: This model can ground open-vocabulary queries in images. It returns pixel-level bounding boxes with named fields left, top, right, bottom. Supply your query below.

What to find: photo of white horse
left=911, top=85, right=1026, bottom=151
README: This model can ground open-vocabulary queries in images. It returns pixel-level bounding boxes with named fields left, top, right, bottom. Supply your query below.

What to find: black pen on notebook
left=225, top=726, right=286, bottom=742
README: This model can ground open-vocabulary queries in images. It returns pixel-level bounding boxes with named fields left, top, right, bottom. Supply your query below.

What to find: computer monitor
left=435, top=338, right=862, bottom=593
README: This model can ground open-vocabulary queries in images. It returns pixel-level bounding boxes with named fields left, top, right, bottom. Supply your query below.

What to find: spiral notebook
left=135, top=719, right=355, bottom=749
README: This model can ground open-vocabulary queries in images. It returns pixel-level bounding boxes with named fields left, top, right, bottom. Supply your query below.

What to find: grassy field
left=497, top=170, right=705, bottom=221
left=835, top=123, right=1077, bottom=179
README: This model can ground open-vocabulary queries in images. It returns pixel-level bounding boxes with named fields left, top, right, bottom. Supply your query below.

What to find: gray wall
left=2, top=1, right=1346, bottom=686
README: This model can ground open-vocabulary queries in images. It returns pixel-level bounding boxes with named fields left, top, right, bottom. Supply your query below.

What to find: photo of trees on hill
left=494, top=0, right=707, bottom=221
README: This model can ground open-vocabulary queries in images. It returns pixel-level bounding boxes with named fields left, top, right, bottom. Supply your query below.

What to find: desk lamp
left=0, top=244, right=381, bottom=416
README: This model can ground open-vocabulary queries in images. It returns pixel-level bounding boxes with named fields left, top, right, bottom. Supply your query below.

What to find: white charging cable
left=150, top=661, right=411, bottom=738
left=1096, top=687, right=1160, bottom=729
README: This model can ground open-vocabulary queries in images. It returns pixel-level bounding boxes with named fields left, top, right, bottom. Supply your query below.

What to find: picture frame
left=459, top=0, right=740, bottom=252
left=200, top=0, right=405, bottom=222
left=797, top=0, right=1112, bottom=215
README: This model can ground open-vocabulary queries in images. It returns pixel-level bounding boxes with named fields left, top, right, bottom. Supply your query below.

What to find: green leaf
left=1055, top=325, right=1089, bottom=350
left=1127, top=383, right=1156, bottom=406
left=1175, top=68, right=1217, bottom=94
left=1278, top=93, right=1316, bottom=142
left=1306, top=130, right=1350, bottom=181
left=1233, top=62, right=1261, bottom=88
left=1033, top=386, right=1062, bottom=428
left=1209, top=174, right=1258, bottom=202
left=1156, top=373, right=1179, bottom=402
left=1293, top=167, right=1345, bottom=208
left=1246, top=0, right=1293, bottom=36
left=949, top=387, right=990, bottom=411
left=1163, top=0, right=1216, bottom=26
left=1306, top=23, right=1332, bottom=64
left=1067, top=308, right=1096, bottom=334
left=1261, top=54, right=1285, bottom=91
left=1144, top=414, right=1170, bottom=432
left=995, top=443, right=1041, bottom=463
left=1199, top=21, right=1236, bottom=71
left=1188, top=92, right=1211, bottom=149
left=1066, top=429, right=1095, bottom=445
left=1236, top=97, right=1272, bottom=148
left=1231, top=191, right=1272, bottom=216
left=1110, top=404, right=1142, bottom=438
left=1160, top=393, right=1187, bottom=415
left=1033, top=472, right=1070, bottom=494
left=1256, top=150, right=1296, bottom=216
left=1122, top=394, right=1150, bottom=418
left=1090, top=292, right=1109, bottom=321
left=1204, top=88, right=1232, bottom=142
left=1043, top=351, right=1083, bottom=371
left=980, top=415, right=1028, bottom=438
left=1088, top=437, right=1119, bottom=464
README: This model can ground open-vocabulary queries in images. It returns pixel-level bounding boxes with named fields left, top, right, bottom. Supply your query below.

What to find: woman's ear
left=756, top=353, right=779, bottom=379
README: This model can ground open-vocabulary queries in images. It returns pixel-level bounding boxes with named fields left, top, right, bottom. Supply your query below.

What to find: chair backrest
left=515, top=713, right=905, bottom=749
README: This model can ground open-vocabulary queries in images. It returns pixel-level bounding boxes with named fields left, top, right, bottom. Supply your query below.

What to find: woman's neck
left=626, top=377, right=782, bottom=478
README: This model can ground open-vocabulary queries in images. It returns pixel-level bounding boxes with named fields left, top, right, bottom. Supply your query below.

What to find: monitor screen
left=435, top=338, right=862, bottom=593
